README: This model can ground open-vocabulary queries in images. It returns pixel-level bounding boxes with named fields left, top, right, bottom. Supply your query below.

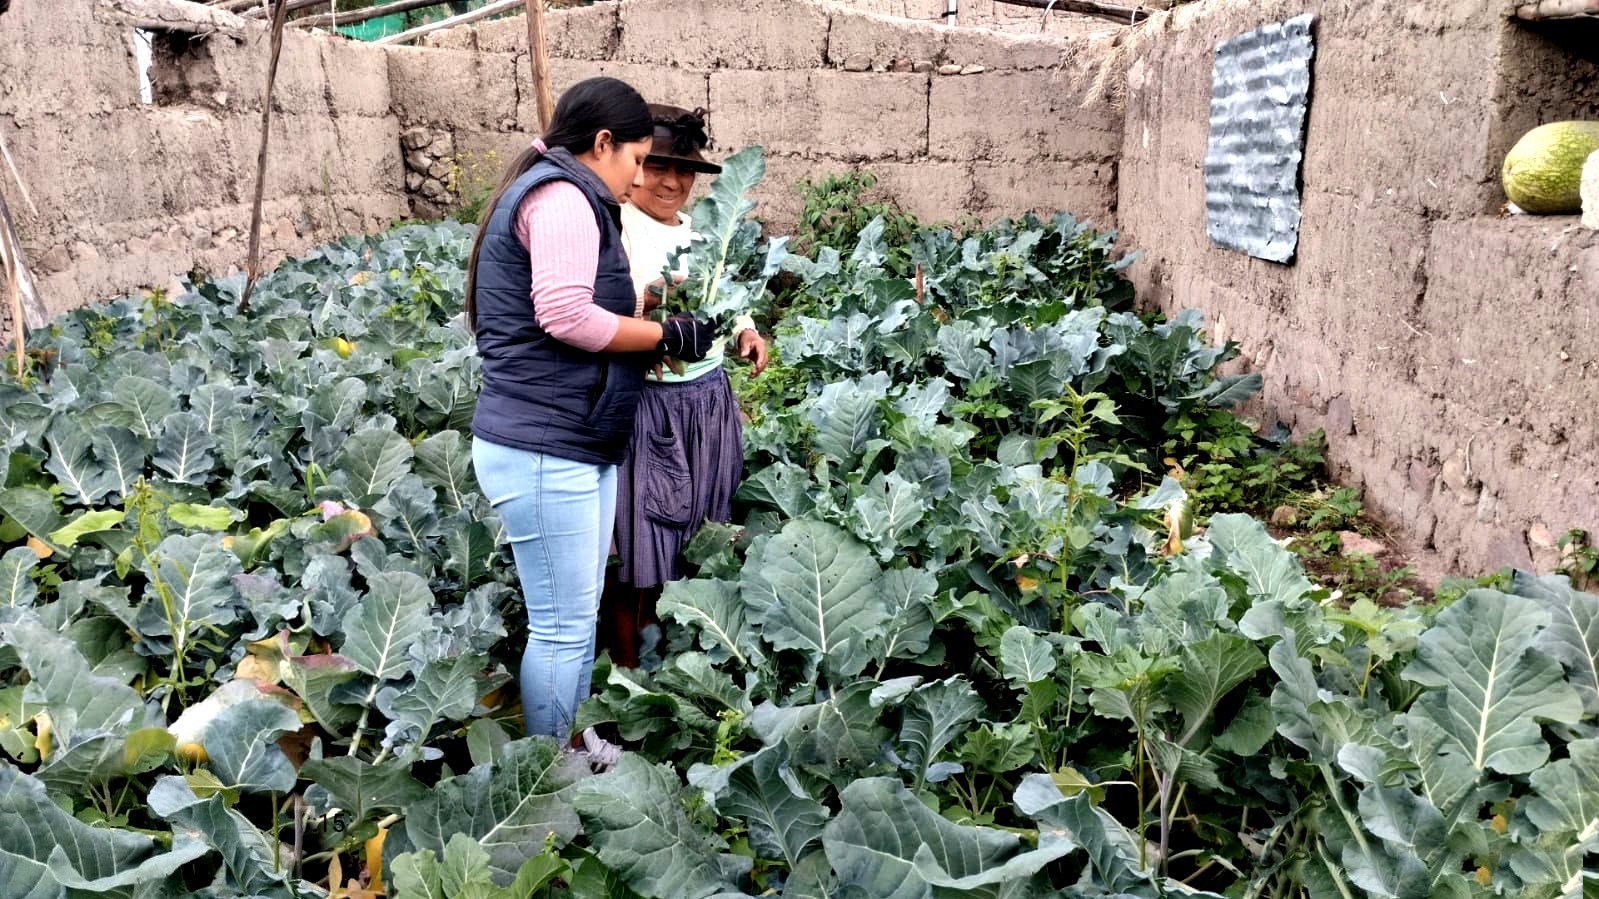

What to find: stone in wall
left=401, top=127, right=459, bottom=219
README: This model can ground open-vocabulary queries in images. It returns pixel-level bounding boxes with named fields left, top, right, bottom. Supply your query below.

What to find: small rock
left=427, top=159, right=452, bottom=180
left=891, top=57, right=914, bottom=73
left=1269, top=505, right=1299, bottom=528
left=400, top=126, right=433, bottom=151
left=405, top=171, right=424, bottom=192
left=843, top=55, right=871, bottom=72
left=1337, top=531, right=1385, bottom=558
left=938, top=63, right=962, bottom=75
left=70, top=240, right=99, bottom=261
left=959, top=64, right=985, bottom=75
left=404, top=149, right=432, bottom=172
left=431, top=131, right=454, bottom=159
left=1528, top=520, right=1558, bottom=549
left=420, top=177, right=448, bottom=201
left=1583, top=150, right=1598, bottom=230
left=273, top=218, right=296, bottom=243
left=37, top=244, right=71, bottom=274
left=912, top=60, right=935, bottom=73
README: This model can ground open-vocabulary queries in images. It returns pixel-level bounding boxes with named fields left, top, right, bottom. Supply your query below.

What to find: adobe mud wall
left=1117, top=1, right=1599, bottom=574
left=404, top=0, right=1124, bottom=230
left=0, top=0, right=407, bottom=324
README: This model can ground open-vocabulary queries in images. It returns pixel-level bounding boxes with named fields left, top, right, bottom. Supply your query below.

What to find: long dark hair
left=464, top=77, right=653, bottom=329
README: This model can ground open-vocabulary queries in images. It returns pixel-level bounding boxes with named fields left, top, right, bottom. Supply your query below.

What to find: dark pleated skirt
left=613, top=367, right=743, bottom=588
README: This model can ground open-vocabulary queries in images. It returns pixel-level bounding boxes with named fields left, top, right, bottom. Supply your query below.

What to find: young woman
left=466, top=79, right=715, bottom=763
left=603, top=105, right=768, bottom=667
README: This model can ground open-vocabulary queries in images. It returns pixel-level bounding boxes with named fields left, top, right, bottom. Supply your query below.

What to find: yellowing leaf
left=176, top=741, right=209, bottom=764
left=365, top=826, right=388, bottom=895
left=1491, top=813, right=1508, bottom=834
left=1015, top=574, right=1040, bottom=592
left=33, top=712, right=51, bottom=760
left=1475, top=865, right=1492, bottom=886
left=235, top=655, right=280, bottom=685
left=25, top=536, right=51, bottom=560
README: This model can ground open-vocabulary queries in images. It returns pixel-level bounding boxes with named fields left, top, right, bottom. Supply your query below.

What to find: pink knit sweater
left=512, top=181, right=621, bottom=352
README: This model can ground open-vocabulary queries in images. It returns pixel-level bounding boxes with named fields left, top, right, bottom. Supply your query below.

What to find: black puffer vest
left=470, top=150, right=649, bottom=466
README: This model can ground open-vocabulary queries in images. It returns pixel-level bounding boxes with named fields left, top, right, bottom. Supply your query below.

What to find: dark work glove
left=658, top=315, right=715, bottom=363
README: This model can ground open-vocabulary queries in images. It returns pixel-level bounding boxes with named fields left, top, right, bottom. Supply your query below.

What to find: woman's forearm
left=604, top=316, right=665, bottom=353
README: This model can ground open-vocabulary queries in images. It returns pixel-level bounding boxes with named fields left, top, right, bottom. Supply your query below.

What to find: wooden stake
left=373, top=0, right=521, bottom=45
left=988, top=0, right=1150, bottom=25
left=238, top=0, right=291, bottom=314
left=525, top=0, right=554, bottom=131
left=0, top=190, right=37, bottom=380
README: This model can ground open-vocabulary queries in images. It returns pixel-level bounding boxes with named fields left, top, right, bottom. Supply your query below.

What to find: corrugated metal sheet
left=1203, top=14, right=1316, bottom=264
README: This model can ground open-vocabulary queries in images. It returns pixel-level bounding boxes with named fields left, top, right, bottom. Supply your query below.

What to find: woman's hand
left=639, top=274, right=687, bottom=315
left=736, top=329, right=768, bottom=376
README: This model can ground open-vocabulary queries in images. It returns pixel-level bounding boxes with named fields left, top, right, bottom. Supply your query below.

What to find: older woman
left=605, top=105, right=767, bottom=667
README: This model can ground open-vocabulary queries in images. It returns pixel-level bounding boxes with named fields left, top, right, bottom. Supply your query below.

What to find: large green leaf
left=341, top=570, right=433, bottom=681
left=808, top=377, right=887, bottom=464
left=405, top=737, right=584, bottom=884
left=1207, top=513, right=1317, bottom=608
left=0, top=766, right=212, bottom=899
left=874, top=565, right=937, bottom=663
left=0, top=546, right=38, bottom=609
left=44, top=417, right=112, bottom=505
left=574, top=754, right=745, bottom=899
left=5, top=614, right=147, bottom=750
left=376, top=473, right=441, bottom=555
left=391, top=832, right=566, bottom=899
left=335, top=427, right=415, bottom=503
left=380, top=652, right=487, bottom=759
left=751, top=680, right=891, bottom=775
left=414, top=430, right=475, bottom=514
left=700, top=745, right=829, bottom=870
left=1164, top=632, right=1266, bottom=744
left=1402, top=590, right=1582, bottom=776
left=147, top=775, right=296, bottom=898
left=742, top=519, right=887, bottom=678
left=89, top=427, right=146, bottom=503
left=202, top=698, right=302, bottom=794
left=109, top=376, right=176, bottom=440
left=824, top=777, right=1074, bottom=898
left=1515, top=571, right=1599, bottom=715
left=301, top=756, right=428, bottom=823
left=0, top=486, right=63, bottom=548
left=999, top=626, right=1056, bottom=685
left=849, top=471, right=928, bottom=560
left=658, top=579, right=761, bottom=669
left=152, top=411, right=217, bottom=485
left=899, top=676, right=984, bottom=788
left=137, top=532, right=241, bottom=657
left=1506, top=738, right=1599, bottom=889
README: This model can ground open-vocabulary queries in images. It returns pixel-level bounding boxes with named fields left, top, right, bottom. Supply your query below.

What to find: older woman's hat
left=646, top=104, right=722, bottom=174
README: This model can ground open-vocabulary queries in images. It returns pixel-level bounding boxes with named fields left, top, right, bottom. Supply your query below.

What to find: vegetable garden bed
left=1, top=153, right=1595, bottom=899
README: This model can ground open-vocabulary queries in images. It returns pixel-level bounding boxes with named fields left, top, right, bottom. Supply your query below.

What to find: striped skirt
left=612, top=367, right=744, bottom=589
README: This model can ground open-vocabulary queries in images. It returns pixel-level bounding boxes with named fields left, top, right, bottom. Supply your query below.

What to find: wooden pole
left=373, top=0, right=521, bottom=45
left=988, top=0, right=1151, bottom=25
left=525, top=0, right=554, bottom=131
left=238, top=0, right=291, bottom=314
left=0, top=191, right=40, bottom=380
left=291, top=0, right=455, bottom=30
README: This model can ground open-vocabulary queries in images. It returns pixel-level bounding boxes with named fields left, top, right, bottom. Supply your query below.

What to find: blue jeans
left=472, top=437, right=616, bottom=739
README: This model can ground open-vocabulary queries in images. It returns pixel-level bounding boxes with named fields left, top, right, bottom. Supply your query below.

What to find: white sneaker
left=578, top=728, right=623, bottom=771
